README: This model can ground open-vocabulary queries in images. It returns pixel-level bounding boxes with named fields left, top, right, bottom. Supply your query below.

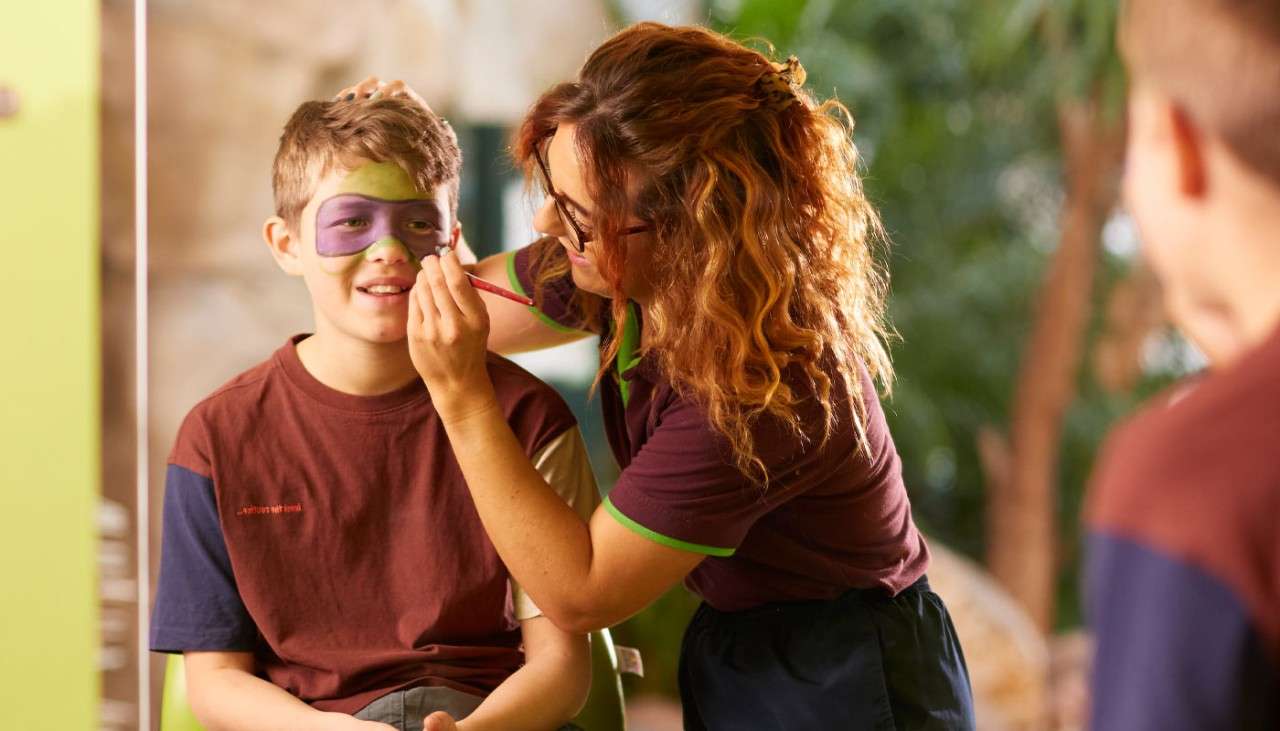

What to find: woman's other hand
left=332, top=76, right=431, bottom=111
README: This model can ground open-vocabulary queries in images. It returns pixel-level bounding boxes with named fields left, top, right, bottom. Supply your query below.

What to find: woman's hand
left=332, top=76, right=431, bottom=111
left=407, top=251, right=498, bottom=421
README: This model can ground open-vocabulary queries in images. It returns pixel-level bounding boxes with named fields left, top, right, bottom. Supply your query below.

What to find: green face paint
left=335, top=161, right=422, bottom=200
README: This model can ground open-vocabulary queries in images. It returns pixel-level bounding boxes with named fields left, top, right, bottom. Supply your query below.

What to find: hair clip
left=757, top=56, right=806, bottom=113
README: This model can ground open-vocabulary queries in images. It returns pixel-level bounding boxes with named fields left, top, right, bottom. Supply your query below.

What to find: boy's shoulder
left=483, top=351, right=579, bottom=451
left=1091, top=326, right=1280, bottom=521
left=1087, top=327, right=1280, bottom=641
left=169, top=348, right=284, bottom=475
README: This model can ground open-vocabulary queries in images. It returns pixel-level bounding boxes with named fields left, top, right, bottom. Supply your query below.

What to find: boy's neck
left=295, top=329, right=421, bottom=397
left=1206, top=175, right=1280, bottom=366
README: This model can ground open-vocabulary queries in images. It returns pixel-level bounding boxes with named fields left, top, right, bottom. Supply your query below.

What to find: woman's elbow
left=543, top=596, right=615, bottom=634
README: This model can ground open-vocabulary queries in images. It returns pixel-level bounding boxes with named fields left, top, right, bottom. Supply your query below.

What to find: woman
left=365, top=22, right=973, bottom=730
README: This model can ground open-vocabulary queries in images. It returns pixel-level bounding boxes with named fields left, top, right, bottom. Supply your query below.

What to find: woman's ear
left=263, top=216, right=304, bottom=275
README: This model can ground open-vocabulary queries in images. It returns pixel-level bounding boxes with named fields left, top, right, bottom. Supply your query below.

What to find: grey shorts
left=352, top=686, right=585, bottom=731
left=353, top=686, right=484, bottom=731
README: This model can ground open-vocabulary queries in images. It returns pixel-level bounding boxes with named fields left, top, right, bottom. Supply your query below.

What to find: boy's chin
left=351, top=321, right=410, bottom=345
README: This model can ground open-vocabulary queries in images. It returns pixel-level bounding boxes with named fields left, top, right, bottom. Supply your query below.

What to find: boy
left=150, top=96, right=596, bottom=731
left=1085, top=1, right=1280, bottom=728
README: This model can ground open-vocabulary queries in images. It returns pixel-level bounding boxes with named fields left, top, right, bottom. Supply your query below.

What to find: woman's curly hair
left=514, top=22, right=895, bottom=482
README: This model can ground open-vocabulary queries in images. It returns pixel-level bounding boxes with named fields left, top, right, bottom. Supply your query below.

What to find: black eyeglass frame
left=531, top=138, right=652, bottom=253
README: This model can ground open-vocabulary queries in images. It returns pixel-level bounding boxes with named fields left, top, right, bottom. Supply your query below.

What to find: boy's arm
left=153, top=454, right=388, bottom=731
left=444, top=617, right=591, bottom=731
left=1087, top=531, right=1277, bottom=730
left=184, top=651, right=393, bottom=731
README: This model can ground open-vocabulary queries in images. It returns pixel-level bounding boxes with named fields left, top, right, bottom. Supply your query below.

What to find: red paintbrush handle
left=466, top=273, right=534, bottom=307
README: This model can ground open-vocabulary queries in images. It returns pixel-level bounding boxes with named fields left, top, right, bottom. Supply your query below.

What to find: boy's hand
left=424, top=711, right=458, bottom=731
left=333, top=76, right=431, bottom=111
left=407, top=251, right=497, bottom=419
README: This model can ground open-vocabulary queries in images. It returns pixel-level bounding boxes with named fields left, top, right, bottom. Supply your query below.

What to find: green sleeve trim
left=505, top=251, right=581, bottom=335
left=603, top=497, right=736, bottom=557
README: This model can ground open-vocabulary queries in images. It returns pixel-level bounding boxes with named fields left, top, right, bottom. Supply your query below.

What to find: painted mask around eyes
left=313, top=194, right=450, bottom=260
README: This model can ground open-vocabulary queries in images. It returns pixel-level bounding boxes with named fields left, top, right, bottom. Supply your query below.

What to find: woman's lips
left=565, top=249, right=591, bottom=268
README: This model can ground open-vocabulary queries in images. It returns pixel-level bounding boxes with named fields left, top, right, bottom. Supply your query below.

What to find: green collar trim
left=614, top=302, right=641, bottom=406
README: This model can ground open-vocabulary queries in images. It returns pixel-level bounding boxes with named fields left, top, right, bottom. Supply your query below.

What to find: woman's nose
left=532, top=197, right=563, bottom=237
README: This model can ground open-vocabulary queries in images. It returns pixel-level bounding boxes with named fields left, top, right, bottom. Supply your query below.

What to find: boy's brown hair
left=272, top=97, right=461, bottom=229
left=1120, top=0, right=1280, bottom=184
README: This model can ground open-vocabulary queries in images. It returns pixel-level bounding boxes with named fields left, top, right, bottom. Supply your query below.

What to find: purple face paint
left=314, top=194, right=450, bottom=259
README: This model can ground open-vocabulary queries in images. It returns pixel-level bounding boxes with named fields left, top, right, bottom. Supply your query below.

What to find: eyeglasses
left=531, top=137, right=652, bottom=253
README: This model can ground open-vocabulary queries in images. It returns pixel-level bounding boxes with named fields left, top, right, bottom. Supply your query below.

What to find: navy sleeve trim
left=1086, top=531, right=1279, bottom=730
left=150, top=465, right=258, bottom=653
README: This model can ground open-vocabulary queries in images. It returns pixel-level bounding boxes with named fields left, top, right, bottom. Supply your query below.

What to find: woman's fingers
left=422, top=257, right=464, bottom=339
left=331, top=77, right=432, bottom=111
left=412, top=270, right=441, bottom=341
left=333, top=75, right=380, bottom=100
left=353, top=76, right=382, bottom=98
left=439, top=251, right=489, bottom=327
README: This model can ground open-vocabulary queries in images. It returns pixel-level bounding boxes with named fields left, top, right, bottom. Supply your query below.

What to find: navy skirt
left=678, top=576, right=975, bottom=730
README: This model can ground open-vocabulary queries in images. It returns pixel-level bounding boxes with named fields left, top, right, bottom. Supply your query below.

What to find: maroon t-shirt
left=509, top=241, right=928, bottom=611
left=1084, top=323, right=1280, bottom=728
left=151, top=336, right=578, bottom=713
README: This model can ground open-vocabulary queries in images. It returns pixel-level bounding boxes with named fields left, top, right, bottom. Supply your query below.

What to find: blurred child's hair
left=272, top=96, right=460, bottom=229
left=1121, top=0, right=1280, bottom=183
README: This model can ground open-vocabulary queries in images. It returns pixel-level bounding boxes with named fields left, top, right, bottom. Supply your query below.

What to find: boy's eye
left=340, top=217, right=369, bottom=228
left=407, top=220, right=435, bottom=232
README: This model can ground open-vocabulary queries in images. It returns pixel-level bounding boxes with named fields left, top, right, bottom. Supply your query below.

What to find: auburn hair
left=513, top=22, right=895, bottom=481
left=272, top=96, right=461, bottom=229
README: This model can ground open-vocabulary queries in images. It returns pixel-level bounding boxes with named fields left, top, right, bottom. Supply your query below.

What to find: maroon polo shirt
left=508, top=239, right=929, bottom=611
left=151, top=336, right=579, bottom=713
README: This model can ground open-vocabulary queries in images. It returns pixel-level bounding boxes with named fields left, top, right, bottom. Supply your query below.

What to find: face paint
left=314, top=194, right=450, bottom=259
left=336, top=161, right=421, bottom=200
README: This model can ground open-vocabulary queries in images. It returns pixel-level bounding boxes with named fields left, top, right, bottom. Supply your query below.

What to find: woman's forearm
left=436, top=392, right=599, bottom=624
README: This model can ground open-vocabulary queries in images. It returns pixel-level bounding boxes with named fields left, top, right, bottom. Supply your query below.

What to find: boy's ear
left=451, top=223, right=479, bottom=265
left=263, top=216, right=304, bottom=275
left=1168, top=104, right=1208, bottom=199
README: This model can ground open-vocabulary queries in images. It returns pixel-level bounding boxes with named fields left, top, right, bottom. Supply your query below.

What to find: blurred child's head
left=1121, top=0, right=1280, bottom=364
left=263, top=97, right=461, bottom=346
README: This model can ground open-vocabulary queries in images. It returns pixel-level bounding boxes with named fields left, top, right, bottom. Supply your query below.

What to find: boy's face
left=284, top=160, right=457, bottom=345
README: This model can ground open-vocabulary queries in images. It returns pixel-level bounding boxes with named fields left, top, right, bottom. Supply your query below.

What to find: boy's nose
left=363, top=237, right=412, bottom=265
